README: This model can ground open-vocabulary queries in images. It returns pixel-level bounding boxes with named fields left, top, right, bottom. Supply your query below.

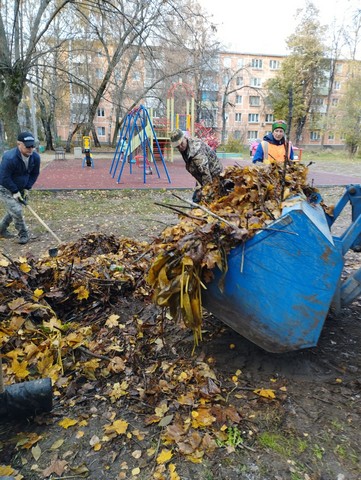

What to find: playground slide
left=122, top=123, right=153, bottom=162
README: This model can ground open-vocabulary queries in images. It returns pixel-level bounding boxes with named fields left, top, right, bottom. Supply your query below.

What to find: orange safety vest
left=261, top=141, right=292, bottom=164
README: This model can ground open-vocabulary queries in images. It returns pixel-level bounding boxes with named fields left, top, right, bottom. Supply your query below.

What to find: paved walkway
left=34, top=152, right=361, bottom=190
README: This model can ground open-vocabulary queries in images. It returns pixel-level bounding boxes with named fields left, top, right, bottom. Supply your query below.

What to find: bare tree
left=0, top=0, right=76, bottom=145
left=58, top=0, right=217, bottom=150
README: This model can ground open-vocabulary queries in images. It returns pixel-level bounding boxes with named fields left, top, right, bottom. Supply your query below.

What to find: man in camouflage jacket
left=170, top=129, right=223, bottom=200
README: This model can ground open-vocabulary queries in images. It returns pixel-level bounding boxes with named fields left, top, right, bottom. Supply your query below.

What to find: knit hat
left=170, top=128, right=185, bottom=147
left=272, top=120, right=287, bottom=132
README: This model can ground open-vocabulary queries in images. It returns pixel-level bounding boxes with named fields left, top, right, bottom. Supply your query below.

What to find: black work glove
left=192, top=189, right=202, bottom=203
left=22, top=189, right=30, bottom=202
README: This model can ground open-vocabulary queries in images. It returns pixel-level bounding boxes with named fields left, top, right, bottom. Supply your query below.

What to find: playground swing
left=135, top=154, right=152, bottom=175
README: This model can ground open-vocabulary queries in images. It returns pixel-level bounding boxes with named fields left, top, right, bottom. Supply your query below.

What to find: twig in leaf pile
left=171, top=193, right=237, bottom=229
left=76, top=345, right=112, bottom=362
left=151, top=433, right=163, bottom=475
left=154, top=201, right=207, bottom=222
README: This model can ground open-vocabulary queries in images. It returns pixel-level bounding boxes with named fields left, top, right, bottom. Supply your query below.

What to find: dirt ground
left=0, top=186, right=360, bottom=480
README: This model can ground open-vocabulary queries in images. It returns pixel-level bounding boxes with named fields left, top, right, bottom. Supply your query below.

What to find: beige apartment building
left=215, top=51, right=347, bottom=148
left=53, top=47, right=348, bottom=150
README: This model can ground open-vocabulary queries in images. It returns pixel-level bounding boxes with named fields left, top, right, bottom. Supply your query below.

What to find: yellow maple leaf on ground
left=74, top=285, right=89, bottom=300
left=156, top=448, right=173, bottom=464
left=0, top=465, right=15, bottom=476
left=58, top=418, right=78, bottom=429
left=109, top=381, right=128, bottom=402
left=105, top=314, right=120, bottom=328
left=191, top=408, right=216, bottom=428
left=19, top=262, right=31, bottom=273
left=33, top=288, right=44, bottom=299
left=253, top=388, right=276, bottom=399
left=11, top=358, right=30, bottom=379
left=104, top=419, right=129, bottom=436
left=169, top=463, right=180, bottom=480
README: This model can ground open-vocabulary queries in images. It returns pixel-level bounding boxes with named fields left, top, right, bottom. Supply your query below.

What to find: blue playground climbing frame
left=109, top=105, right=171, bottom=184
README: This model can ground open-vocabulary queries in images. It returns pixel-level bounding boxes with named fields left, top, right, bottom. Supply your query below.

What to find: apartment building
left=215, top=52, right=283, bottom=145
left=53, top=45, right=349, bottom=150
left=215, top=51, right=348, bottom=148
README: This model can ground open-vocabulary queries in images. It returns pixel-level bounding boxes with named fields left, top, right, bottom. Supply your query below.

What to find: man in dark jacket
left=0, top=131, right=41, bottom=244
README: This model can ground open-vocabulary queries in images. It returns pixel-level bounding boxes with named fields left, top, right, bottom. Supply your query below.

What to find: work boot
left=18, top=233, right=29, bottom=244
left=0, top=230, right=15, bottom=238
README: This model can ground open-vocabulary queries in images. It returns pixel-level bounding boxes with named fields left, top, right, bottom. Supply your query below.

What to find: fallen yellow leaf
left=156, top=448, right=173, bottom=464
left=20, top=262, right=31, bottom=273
left=253, top=388, right=276, bottom=399
left=58, top=418, right=78, bottom=429
left=74, top=285, right=89, bottom=300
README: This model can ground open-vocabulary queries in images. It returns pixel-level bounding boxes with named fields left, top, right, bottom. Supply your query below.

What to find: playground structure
left=110, top=105, right=171, bottom=184
left=151, top=81, right=195, bottom=162
left=110, top=82, right=219, bottom=184
left=152, top=80, right=219, bottom=159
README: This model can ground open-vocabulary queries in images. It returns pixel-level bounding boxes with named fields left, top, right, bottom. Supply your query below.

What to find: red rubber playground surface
left=34, top=154, right=361, bottom=191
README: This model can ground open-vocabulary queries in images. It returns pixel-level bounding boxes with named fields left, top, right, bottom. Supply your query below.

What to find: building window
left=236, top=77, right=243, bottom=86
left=250, top=77, right=262, bottom=87
left=97, top=108, right=105, bottom=117
left=331, top=98, right=339, bottom=106
left=269, top=60, right=281, bottom=69
left=310, top=131, right=320, bottom=141
left=237, top=59, right=243, bottom=69
left=247, top=131, right=258, bottom=140
left=265, top=114, right=274, bottom=123
left=132, top=71, right=140, bottom=81
left=223, top=57, right=231, bottom=68
left=235, top=95, right=242, bottom=104
left=249, top=96, right=260, bottom=106
left=334, top=81, right=341, bottom=90
left=202, top=91, right=218, bottom=101
left=223, top=74, right=230, bottom=86
left=335, top=63, right=342, bottom=74
left=248, top=113, right=259, bottom=123
left=95, top=68, right=103, bottom=79
left=251, top=58, right=263, bottom=69
left=235, top=113, right=242, bottom=122
left=328, top=132, right=335, bottom=140
left=97, top=127, right=106, bottom=136
left=234, top=130, right=241, bottom=139
left=314, top=97, right=324, bottom=105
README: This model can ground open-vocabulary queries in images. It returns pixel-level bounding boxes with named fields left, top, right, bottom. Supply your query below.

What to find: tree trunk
left=0, top=73, right=24, bottom=146
left=295, top=116, right=307, bottom=145
left=38, top=96, right=54, bottom=150
left=65, top=124, right=81, bottom=153
left=91, top=125, right=100, bottom=147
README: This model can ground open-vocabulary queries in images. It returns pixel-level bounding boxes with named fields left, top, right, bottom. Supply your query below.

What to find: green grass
left=258, top=431, right=308, bottom=458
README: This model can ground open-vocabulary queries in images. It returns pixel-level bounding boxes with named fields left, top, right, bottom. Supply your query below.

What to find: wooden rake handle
left=25, top=204, right=62, bottom=244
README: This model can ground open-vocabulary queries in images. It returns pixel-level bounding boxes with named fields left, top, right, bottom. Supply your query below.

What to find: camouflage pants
left=0, top=186, right=28, bottom=236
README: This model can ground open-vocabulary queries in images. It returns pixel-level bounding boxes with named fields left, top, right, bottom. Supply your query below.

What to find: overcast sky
left=198, top=0, right=360, bottom=57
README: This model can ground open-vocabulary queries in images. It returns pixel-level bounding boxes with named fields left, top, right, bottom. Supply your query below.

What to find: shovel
left=0, top=354, right=53, bottom=418
left=23, top=202, right=61, bottom=257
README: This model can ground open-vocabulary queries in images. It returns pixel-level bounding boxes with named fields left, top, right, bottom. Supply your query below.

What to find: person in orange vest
left=252, top=120, right=294, bottom=164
